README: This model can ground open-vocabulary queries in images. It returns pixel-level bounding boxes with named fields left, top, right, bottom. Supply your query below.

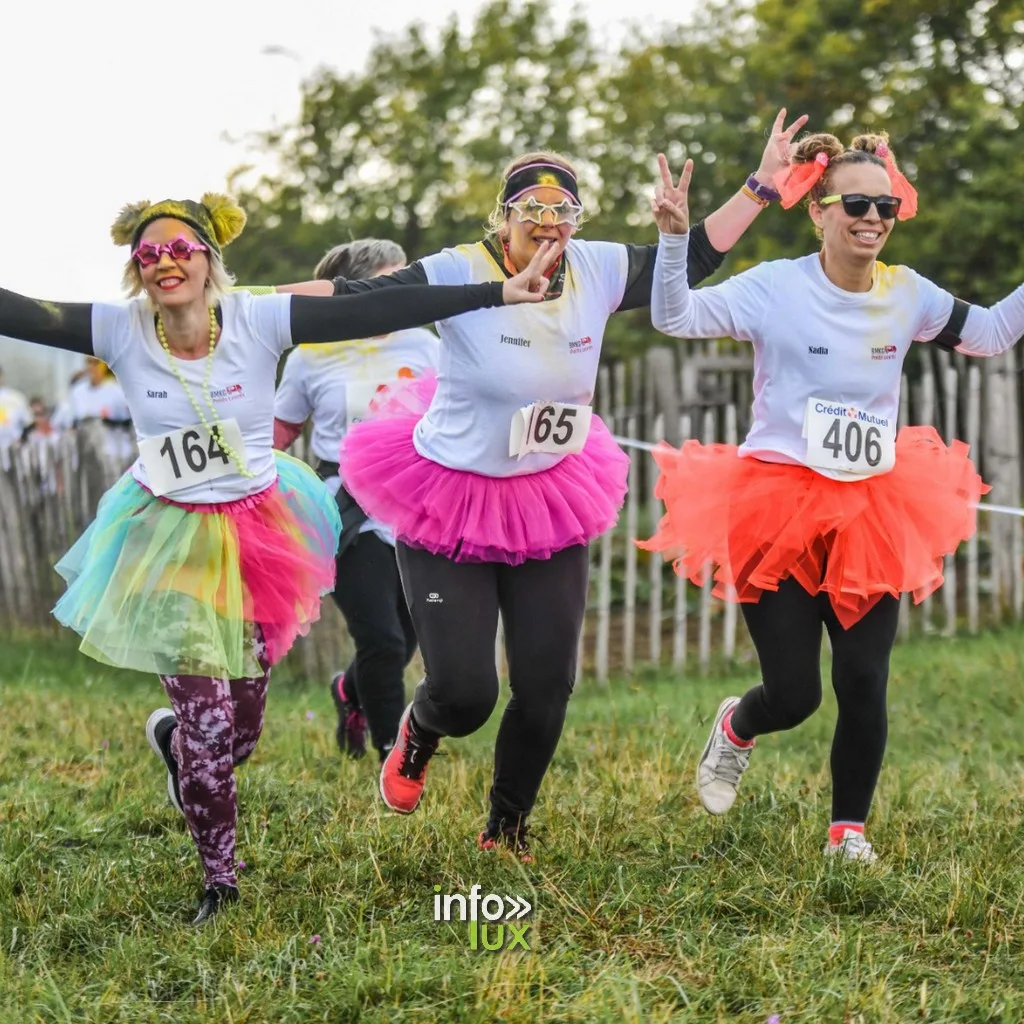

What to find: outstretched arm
left=0, top=289, right=94, bottom=354
left=935, top=289, right=1024, bottom=357
left=272, top=263, right=428, bottom=297
left=288, top=241, right=559, bottom=344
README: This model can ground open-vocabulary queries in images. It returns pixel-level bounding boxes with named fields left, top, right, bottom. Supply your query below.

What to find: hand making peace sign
left=652, top=107, right=810, bottom=235
left=651, top=155, right=693, bottom=235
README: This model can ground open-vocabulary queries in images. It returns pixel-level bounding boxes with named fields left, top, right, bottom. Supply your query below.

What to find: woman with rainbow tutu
left=0, top=193, right=557, bottom=922
left=642, top=131, right=1024, bottom=864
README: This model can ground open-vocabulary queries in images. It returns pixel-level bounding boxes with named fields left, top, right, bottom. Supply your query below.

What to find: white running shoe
left=146, top=708, right=184, bottom=815
left=824, top=828, right=878, bottom=864
left=696, top=697, right=753, bottom=815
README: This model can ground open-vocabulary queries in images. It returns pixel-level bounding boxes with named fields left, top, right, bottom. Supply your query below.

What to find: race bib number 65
left=802, top=398, right=896, bottom=478
left=509, top=401, right=592, bottom=460
left=139, top=418, right=246, bottom=496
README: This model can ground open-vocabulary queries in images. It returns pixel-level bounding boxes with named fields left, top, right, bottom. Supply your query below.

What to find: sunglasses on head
left=507, top=195, right=584, bottom=228
left=131, top=235, right=209, bottom=267
left=818, top=194, right=903, bottom=220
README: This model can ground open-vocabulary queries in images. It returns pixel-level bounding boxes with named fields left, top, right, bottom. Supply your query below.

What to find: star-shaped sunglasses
left=507, top=196, right=584, bottom=228
left=132, top=235, right=210, bottom=267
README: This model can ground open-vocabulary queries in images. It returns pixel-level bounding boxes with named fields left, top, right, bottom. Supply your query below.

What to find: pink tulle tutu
left=339, top=376, right=628, bottom=564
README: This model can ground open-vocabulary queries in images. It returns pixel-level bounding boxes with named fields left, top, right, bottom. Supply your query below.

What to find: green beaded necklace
left=155, top=305, right=255, bottom=478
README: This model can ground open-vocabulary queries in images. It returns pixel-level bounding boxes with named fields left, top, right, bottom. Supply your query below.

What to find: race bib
left=509, top=401, right=592, bottom=460
left=346, top=381, right=382, bottom=428
left=802, top=398, right=895, bottom=478
left=139, top=418, right=246, bottom=496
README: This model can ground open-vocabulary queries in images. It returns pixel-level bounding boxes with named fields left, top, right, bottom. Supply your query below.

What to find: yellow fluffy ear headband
left=110, top=192, right=246, bottom=256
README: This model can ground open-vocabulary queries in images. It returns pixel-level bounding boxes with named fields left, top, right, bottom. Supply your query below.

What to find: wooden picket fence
left=2, top=344, right=1022, bottom=685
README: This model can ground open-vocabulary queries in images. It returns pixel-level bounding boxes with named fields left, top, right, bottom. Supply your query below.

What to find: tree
left=228, top=1, right=601, bottom=283
left=227, top=0, right=1024, bottom=337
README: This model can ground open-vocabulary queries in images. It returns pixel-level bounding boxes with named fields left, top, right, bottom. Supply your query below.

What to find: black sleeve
left=290, top=280, right=504, bottom=344
left=0, top=288, right=94, bottom=354
left=614, top=221, right=727, bottom=312
left=332, top=261, right=429, bottom=295
left=932, top=297, right=972, bottom=352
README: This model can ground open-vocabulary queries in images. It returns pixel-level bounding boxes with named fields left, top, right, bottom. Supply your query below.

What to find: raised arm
left=614, top=225, right=725, bottom=312
left=617, top=109, right=807, bottom=311
left=651, top=231, right=771, bottom=340
left=0, top=289, right=95, bottom=354
left=701, top=108, right=808, bottom=252
left=289, top=242, right=558, bottom=344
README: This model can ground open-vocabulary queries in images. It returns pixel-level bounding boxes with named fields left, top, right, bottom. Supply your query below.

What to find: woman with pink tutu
left=309, top=113, right=807, bottom=857
left=642, top=131, right=1024, bottom=863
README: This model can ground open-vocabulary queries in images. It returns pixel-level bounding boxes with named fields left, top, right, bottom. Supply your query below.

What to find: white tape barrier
left=612, top=434, right=1024, bottom=519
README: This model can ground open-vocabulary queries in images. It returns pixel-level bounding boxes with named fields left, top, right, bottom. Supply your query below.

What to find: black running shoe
left=330, top=672, right=367, bottom=759
left=145, top=708, right=183, bottom=814
left=478, top=819, right=534, bottom=863
left=192, top=883, right=240, bottom=926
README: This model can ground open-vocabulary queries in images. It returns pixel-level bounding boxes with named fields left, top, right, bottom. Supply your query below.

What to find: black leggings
left=330, top=532, right=417, bottom=756
left=730, top=577, right=900, bottom=824
left=396, top=542, right=590, bottom=827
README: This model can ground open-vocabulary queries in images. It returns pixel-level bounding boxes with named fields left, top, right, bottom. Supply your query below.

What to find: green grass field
left=2, top=629, right=1024, bottom=1023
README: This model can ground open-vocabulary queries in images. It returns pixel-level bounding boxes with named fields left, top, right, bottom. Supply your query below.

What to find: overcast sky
left=0, top=0, right=692, bottom=305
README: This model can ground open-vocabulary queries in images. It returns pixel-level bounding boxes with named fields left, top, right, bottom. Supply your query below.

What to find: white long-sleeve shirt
left=652, top=231, right=1024, bottom=475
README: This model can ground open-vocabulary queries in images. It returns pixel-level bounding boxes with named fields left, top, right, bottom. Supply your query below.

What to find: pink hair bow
left=773, top=152, right=829, bottom=209
left=876, top=142, right=918, bottom=220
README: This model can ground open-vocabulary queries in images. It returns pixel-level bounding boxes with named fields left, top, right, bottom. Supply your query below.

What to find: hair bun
left=793, top=133, right=845, bottom=166
left=849, top=131, right=891, bottom=156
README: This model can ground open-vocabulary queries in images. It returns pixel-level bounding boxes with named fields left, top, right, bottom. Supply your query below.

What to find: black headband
left=502, top=163, right=580, bottom=207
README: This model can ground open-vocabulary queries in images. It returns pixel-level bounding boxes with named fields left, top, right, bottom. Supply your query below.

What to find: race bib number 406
left=802, top=398, right=896, bottom=478
left=509, top=401, right=592, bottom=460
left=138, top=418, right=246, bottom=496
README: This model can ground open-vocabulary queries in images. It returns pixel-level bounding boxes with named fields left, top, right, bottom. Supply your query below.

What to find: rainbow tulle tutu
left=53, top=452, right=341, bottom=677
left=639, top=426, right=988, bottom=628
left=339, top=376, right=628, bottom=564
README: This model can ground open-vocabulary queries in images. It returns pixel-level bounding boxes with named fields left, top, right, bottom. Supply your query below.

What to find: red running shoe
left=379, top=703, right=439, bottom=813
left=478, top=820, right=534, bottom=863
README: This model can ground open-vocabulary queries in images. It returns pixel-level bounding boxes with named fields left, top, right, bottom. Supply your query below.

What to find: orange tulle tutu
left=638, top=426, right=989, bottom=629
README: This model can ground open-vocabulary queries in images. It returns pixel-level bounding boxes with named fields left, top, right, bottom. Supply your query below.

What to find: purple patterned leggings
left=159, top=649, right=270, bottom=888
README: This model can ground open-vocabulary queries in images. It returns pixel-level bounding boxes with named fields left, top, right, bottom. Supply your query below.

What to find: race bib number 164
left=139, top=418, right=246, bottom=496
left=802, top=398, right=896, bottom=478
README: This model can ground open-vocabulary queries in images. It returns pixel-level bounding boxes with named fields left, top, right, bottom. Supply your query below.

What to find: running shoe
left=824, top=829, right=878, bottom=864
left=478, top=819, right=534, bottom=863
left=330, top=671, right=367, bottom=759
left=696, top=697, right=753, bottom=815
left=192, top=883, right=240, bottom=926
left=379, top=703, right=438, bottom=813
left=145, top=708, right=183, bottom=815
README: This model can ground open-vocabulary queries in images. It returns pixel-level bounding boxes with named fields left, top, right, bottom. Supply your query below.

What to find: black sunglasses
left=818, top=193, right=902, bottom=220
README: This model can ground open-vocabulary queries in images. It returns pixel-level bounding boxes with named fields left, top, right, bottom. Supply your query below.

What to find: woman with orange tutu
left=641, top=132, right=1024, bottom=863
